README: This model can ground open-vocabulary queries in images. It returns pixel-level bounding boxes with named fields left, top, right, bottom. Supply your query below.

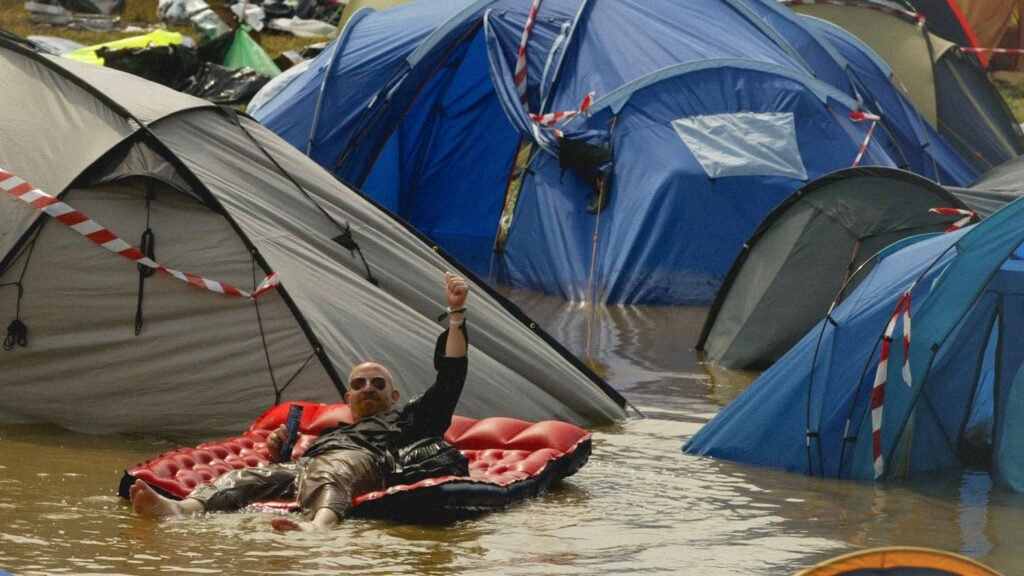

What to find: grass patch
left=998, top=82, right=1024, bottom=124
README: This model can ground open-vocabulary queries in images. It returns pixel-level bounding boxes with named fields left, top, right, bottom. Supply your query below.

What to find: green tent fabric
left=223, top=25, right=280, bottom=77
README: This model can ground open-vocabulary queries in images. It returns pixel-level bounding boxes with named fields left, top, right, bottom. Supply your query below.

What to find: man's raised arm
left=443, top=271, right=468, bottom=358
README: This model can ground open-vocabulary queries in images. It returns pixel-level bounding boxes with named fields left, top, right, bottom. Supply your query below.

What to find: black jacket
left=301, top=326, right=469, bottom=480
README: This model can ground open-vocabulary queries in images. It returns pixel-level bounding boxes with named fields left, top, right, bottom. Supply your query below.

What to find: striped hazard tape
left=849, top=110, right=881, bottom=167
left=929, top=207, right=978, bottom=232
left=784, top=0, right=925, bottom=28
left=869, top=291, right=911, bottom=479
left=530, top=91, right=595, bottom=127
left=961, top=47, right=1024, bottom=54
left=514, top=0, right=542, bottom=104
left=0, top=167, right=280, bottom=299
left=514, top=0, right=594, bottom=130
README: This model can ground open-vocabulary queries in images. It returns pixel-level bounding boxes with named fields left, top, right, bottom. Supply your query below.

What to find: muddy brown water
left=1, top=289, right=1020, bottom=575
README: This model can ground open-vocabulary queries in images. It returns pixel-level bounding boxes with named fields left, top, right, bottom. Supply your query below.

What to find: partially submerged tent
left=252, top=0, right=929, bottom=305
left=697, top=167, right=971, bottom=370
left=786, top=0, right=1024, bottom=174
left=698, top=157, right=1024, bottom=372
left=686, top=194, right=1024, bottom=489
left=0, top=37, right=629, bottom=436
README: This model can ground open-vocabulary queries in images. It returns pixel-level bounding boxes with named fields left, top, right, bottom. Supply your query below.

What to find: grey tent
left=0, top=38, right=629, bottom=436
left=947, top=155, right=1024, bottom=217
left=697, top=167, right=971, bottom=370
left=966, top=154, right=1024, bottom=196
left=786, top=0, right=1024, bottom=174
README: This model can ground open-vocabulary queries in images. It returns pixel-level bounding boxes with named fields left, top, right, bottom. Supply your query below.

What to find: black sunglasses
left=349, top=376, right=388, bottom=391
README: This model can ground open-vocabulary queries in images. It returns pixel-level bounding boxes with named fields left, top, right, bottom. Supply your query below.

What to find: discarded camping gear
left=24, top=0, right=123, bottom=27
left=181, top=61, right=270, bottom=104
left=119, top=401, right=592, bottom=521
left=0, top=38, right=629, bottom=436
left=63, top=29, right=188, bottom=66
left=54, top=26, right=278, bottom=104
left=686, top=194, right=1024, bottom=489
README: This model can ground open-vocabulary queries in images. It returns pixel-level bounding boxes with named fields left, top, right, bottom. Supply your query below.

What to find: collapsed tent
left=685, top=194, right=1024, bottom=489
left=697, top=167, right=972, bottom=370
left=786, top=0, right=1024, bottom=174
left=0, top=37, right=629, bottom=437
left=251, top=0, right=934, bottom=305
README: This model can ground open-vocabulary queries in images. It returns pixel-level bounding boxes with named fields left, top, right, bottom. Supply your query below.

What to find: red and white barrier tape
left=514, top=0, right=594, bottom=130
left=530, top=91, right=595, bottom=126
left=514, top=0, right=542, bottom=104
left=869, top=291, right=911, bottom=479
left=784, top=0, right=925, bottom=27
left=929, top=207, right=978, bottom=232
left=0, top=168, right=280, bottom=300
left=961, top=46, right=1024, bottom=54
left=849, top=110, right=881, bottom=167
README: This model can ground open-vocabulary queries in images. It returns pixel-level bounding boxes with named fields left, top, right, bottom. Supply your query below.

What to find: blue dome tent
left=250, top=0, right=950, bottom=305
left=685, top=191, right=1024, bottom=489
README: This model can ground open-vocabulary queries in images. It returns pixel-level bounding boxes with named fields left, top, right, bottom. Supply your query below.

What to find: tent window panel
left=671, top=112, right=808, bottom=180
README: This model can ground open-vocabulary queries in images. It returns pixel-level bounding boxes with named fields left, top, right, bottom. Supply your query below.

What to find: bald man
left=130, top=272, right=470, bottom=531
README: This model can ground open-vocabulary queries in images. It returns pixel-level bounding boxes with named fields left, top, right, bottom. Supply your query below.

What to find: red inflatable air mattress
left=119, top=402, right=592, bottom=522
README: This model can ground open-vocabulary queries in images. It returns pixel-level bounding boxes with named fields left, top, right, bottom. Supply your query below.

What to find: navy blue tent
left=685, top=195, right=1024, bottom=489
left=252, top=0, right=984, bottom=305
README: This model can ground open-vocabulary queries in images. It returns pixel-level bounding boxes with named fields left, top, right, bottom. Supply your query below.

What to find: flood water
left=1, top=289, right=1021, bottom=575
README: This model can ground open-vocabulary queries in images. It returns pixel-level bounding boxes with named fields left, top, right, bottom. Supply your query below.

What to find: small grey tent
left=968, top=154, right=1024, bottom=195
left=0, top=38, right=629, bottom=436
left=697, top=167, right=971, bottom=370
left=950, top=154, right=1024, bottom=215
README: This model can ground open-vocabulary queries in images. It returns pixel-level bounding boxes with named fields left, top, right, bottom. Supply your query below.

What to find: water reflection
left=0, top=293, right=1021, bottom=574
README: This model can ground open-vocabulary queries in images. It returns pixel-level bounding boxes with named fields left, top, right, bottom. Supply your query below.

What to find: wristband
left=449, top=317, right=465, bottom=327
left=437, top=306, right=466, bottom=322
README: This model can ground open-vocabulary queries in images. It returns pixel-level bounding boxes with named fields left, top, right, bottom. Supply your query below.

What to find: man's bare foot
left=129, top=480, right=194, bottom=518
left=271, top=507, right=340, bottom=532
left=271, top=516, right=317, bottom=532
